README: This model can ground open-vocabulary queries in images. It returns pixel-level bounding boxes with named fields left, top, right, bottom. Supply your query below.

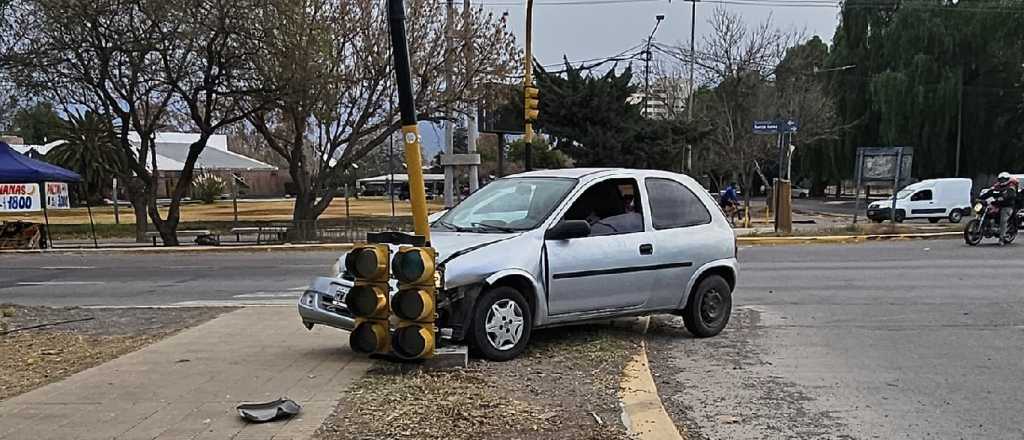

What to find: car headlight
left=300, top=291, right=316, bottom=307
left=974, top=203, right=983, bottom=213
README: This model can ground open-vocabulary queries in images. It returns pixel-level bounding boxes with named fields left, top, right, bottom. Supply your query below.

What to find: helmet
left=998, top=172, right=1011, bottom=183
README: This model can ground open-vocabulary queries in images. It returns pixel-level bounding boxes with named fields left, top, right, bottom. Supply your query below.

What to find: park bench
left=229, top=225, right=289, bottom=244
left=144, top=230, right=213, bottom=246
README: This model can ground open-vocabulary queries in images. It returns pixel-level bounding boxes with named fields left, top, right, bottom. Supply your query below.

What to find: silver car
left=299, top=168, right=738, bottom=360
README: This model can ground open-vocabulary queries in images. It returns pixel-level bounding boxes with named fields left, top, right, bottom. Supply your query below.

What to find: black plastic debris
left=236, top=398, right=301, bottom=423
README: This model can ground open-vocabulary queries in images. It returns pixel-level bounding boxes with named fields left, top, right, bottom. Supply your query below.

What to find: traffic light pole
left=388, top=0, right=431, bottom=242
left=523, top=0, right=534, bottom=171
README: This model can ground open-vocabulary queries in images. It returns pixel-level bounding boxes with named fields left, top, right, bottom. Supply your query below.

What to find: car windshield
left=435, top=177, right=576, bottom=232
left=896, top=188, right=916, bottom=199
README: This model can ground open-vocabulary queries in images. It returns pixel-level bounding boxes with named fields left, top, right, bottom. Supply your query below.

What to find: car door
left=641, top=177, right=712, bottom=310
left=544, top=176, right=655, bottom=315
left=908, top=189, right=941, bottom=217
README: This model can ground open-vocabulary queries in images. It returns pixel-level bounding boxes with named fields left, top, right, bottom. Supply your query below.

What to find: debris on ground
left=0, top=304, right=229, bottom=401
left=317, top=325, right=641, bottom=440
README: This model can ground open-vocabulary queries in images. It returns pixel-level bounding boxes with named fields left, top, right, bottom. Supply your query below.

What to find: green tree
left=11, top=102, right=63, bottom=144
left=46, top=111, right=128, bottom=203
left=535, top=60, right=704, bottom=169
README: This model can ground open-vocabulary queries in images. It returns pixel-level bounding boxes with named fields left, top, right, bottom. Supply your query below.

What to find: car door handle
left=639, top=243, right=654, bottom=255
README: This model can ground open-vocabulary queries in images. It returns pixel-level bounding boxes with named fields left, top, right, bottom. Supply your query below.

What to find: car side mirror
left=545, top=220, right=591, bottom=240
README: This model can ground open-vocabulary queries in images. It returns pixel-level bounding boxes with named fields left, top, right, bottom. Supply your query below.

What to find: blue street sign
left=753, top=119, right=799, bottom=134
left=753, top=120, right=779, bottom=134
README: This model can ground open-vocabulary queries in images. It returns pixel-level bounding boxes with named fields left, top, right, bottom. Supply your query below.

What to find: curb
left=620, top=340, right=686, bottom=440
left=738, top=231, right=960, bottom=245
left=0, top=242, right=354, bottom=255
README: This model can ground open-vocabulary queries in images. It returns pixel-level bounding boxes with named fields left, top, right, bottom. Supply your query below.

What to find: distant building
left=629, top=77, right=692, bottom=120
left=10, top=132, right=289, bottom=198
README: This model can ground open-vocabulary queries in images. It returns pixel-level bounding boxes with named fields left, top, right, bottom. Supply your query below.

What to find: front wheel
left=964, top=219, right=982, bottom=246
left=894, top=210, right=906, bottom=223
left=682, top=275, right=733, bottom=338
left=469, top=286, right=532, bottom=361
left=949, top=209, right=964, bottom=224
left=928, top=218, right=940, bottom=224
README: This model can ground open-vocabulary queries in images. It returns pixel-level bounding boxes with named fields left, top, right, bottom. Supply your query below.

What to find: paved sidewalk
left=0, top=307, right=368, bottom=440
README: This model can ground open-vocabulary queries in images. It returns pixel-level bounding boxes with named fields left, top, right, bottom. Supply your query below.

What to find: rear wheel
left=469, top=286, right=532, bottom=361
left=948, top=209, right=963, bottom=224
left=964, top=219, right=982, bottom=246
left=928, top=218, right=940, bottom=224
left=682, top=275, right=732, bottom=338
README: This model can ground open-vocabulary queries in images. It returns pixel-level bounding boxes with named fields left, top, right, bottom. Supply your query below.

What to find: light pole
left=685, top=0, right=699, bottom=174
left=643, top=14, right=665, bottom=118
left=524, top=0, right=535, bottom=172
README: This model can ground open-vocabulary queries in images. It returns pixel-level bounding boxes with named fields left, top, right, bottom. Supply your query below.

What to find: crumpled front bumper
left=297, top=276, right=356, bottom=332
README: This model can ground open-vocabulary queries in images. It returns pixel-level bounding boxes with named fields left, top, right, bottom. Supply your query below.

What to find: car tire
left=928, top=218, right=940, bottom=224
left=469, top=286, right=532, bottom=361
left=894, top=210, right=906, bottom=223
left=682, top=275, right=732, bottom=338
left=949, top=209, right=963, bottom=224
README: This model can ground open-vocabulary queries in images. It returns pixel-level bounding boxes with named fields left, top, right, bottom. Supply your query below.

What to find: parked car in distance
left=867, top=178, right=972, bottom=223
left=792, top=186, right=810, bottom=198
left=299, top=168, right=739, bottom=361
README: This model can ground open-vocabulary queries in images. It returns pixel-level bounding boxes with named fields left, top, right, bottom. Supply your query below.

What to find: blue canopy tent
left=0, top=142, right=93, bottom=248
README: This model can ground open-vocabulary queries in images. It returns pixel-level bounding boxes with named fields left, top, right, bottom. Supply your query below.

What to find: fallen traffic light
left=344, top=244, right=391, bottom=354
left=390, top=246, right=437, bottom=359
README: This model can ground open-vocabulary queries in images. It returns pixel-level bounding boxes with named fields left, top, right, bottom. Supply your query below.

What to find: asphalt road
left=648, top=238, right=1024, bottom=439
left=0, top=251, right=340, bottom=306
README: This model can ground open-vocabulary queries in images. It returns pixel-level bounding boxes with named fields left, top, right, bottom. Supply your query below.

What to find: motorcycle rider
left=984, top=172, right=1019, bottom=243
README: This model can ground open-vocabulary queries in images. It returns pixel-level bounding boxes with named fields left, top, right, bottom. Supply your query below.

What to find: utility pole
left=464, top=0, right=479, bottom=193
left=443, top=0, right=456, bottom=208
left=523, top=0, right=535, bottom=171
left=685, top=0, right=699, bottom=174
left=387, top=0, right=431, bottom=240
left=955, top=65, right=964, bottom=177
left=644, top=15, right=664, bottom=119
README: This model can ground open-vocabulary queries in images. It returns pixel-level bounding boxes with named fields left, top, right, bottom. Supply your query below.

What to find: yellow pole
left=388, top=0, right=430, bottom=241
left=401, top=126, right=430, bottom=240
left=524, top=0, right=534, bottom=145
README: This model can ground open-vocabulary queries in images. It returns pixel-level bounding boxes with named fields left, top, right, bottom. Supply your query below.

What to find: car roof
left=510, top=168, right=691, bottom=183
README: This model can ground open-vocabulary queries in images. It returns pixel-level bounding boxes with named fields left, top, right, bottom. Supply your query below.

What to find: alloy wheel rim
left=485, top=299, right=524, bottom=351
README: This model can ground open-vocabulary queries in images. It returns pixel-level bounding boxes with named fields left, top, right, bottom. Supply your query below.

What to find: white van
left=867, top=178, right=972, bottom=223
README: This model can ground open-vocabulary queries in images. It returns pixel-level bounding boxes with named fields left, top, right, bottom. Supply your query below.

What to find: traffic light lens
left=350, top=322, right=388, bottom=354
left=393, top=325, right=434, bottom=359
left=352, top=249, right=381, bottom=279
left=393, top=250, right=425, bottom=283
left=345, top=285, right=386, bottom=317
left=392, top=289, right=434, bottom=321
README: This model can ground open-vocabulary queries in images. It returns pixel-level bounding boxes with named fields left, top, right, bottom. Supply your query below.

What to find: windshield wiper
left=471, top=222, right=518, bottom=233
left=437, top=220, right=471, bottom=232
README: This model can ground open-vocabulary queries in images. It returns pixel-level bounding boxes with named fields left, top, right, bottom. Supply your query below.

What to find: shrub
left=193, top=173, right=225, bottom=204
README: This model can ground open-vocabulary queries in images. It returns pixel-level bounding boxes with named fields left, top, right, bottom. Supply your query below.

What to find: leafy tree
left=535, top=61, right=705, bottom=169
left=11, top=102, right=62, bottom=144
left=47, top=111, right=128, bottom=203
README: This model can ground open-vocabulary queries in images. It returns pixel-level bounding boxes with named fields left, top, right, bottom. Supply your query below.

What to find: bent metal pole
left=388, top=0, right=430, bottom=241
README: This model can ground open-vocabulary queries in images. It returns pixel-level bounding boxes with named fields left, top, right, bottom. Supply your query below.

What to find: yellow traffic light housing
left=344, top=244, right=391, bottom=354
left=524, top=85, right=540, bottom=122
left=390, top=246, right=437, bottom=359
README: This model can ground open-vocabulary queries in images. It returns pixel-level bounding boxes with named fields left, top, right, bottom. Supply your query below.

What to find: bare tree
left=10, top=0, right=175, bottom=242
left=248, top=0, right=518, bottom=238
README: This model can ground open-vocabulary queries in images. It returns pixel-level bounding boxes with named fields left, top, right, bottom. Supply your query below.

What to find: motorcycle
left=964, top=190, right=1024, bottom=245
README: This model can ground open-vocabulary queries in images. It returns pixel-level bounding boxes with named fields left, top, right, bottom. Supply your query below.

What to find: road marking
left=171, top=300, right=294, bottom=307
left=16, top=281, right=105, bottom=286
left=289, top=286, right=308, bottom=291
left=232, top=292, right=301, bottom=299
left=40, top=266, right=96, bottom=270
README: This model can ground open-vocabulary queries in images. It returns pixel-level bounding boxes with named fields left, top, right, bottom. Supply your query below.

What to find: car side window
left=645, top=178, right=711, bottom=229
left=912, top=190, right=933, bottom=201
left=562, top=178, right=644, bottom=237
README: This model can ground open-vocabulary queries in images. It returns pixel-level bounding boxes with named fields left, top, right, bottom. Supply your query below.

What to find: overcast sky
left=479, top=0, right=842, bottom=68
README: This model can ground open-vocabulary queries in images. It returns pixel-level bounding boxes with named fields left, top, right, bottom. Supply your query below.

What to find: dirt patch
left=316, top=325, right=642, bottom=440
left=0, top=304, right=229, bottom=401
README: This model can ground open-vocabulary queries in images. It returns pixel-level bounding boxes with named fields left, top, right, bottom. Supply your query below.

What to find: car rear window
left=645, top=178, right=711, bottom=229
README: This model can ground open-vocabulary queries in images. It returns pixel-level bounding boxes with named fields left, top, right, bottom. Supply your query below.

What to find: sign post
left=752, top=119, right=799, bottom=233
